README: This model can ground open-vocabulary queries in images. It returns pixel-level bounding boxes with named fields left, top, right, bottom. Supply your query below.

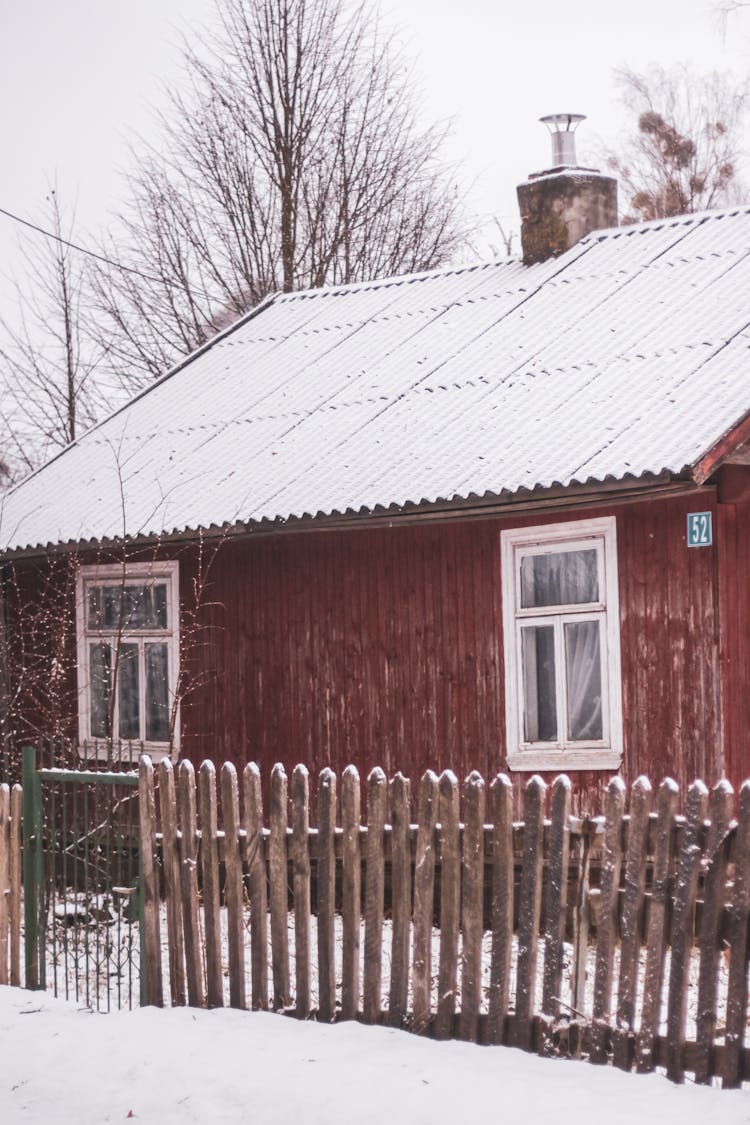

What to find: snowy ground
left=43, top=899, right=730, bottom=1045
left=0, top=985, right=748, bottom=1124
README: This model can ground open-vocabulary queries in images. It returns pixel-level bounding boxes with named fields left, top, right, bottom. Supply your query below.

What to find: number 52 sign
left=687, top=511, right=713, bottom=548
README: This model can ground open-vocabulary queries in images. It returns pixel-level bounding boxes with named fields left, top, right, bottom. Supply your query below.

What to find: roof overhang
left=0, top=470, right=706, bottom=562
left=692, top=408, right=750, bottom=485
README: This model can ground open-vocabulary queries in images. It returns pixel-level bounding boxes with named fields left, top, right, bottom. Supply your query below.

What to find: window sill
left=77, top=743, right=178, bottom=766
left=506, top=750, right=622, bottom=773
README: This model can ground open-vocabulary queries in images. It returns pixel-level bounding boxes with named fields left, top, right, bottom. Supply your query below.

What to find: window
left=76, top=562, right=180, bottom=759
left=501, top=517, right=622, bottom=771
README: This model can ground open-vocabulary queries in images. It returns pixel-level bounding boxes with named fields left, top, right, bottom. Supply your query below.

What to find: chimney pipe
left=540, top=113, right=586, bottom=168
left=516, top=114, right=618, bottom=265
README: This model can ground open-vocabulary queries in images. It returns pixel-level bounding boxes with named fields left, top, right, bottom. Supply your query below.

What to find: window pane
left=565, top=621, right=603, bottom=740
left=153, top=583, right=168, bottom=628
left=89, top=643, right=112, bottom=739
left=521, top=625, right=557, bottom=742
left=94, top=585, right=122, bottom=629
left=520, top=549, right=599, bottom=608
left=88, top=582, right=169, bottom=630
left=117, top=643, right=140, bottom=741
left=87, top=588, right=102, bottom=629
left=145, top=643, right=170, bottom=742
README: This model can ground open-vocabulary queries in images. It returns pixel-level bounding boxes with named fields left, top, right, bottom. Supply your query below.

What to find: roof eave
left=691, top=408, right=750, bottom=485
left=0, top=470, right=703, bottom=561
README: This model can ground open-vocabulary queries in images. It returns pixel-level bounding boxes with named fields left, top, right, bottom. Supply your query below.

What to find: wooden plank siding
left=718, top=488, right=750, bottom=788
left=177, top=489, right=729, bottom=812
left=4, top=482, right=743, bottom=810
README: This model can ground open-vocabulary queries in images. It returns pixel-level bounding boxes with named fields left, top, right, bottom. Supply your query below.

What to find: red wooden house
left=2, top=140, right=749, bottom=811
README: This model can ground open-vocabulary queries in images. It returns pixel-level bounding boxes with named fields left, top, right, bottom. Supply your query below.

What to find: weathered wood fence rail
left=134, top=761, right=750, bottom=1089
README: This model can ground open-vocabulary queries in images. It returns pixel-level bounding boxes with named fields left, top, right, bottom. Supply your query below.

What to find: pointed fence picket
left=12, top=758, right=750, bottom=1088
left=0, top=783, right=21, bottom=987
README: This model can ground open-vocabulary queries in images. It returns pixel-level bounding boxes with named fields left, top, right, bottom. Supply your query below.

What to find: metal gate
left=22, top=746, right=146, bottom=1010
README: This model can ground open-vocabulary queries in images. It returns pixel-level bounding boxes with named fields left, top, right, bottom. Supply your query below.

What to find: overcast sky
left=0, top=0, right=748, bottom=301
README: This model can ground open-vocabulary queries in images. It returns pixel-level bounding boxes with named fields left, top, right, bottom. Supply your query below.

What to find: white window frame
left=501, top=517, right=623, bottom=772
left=75, top=561, right=180, bottom=762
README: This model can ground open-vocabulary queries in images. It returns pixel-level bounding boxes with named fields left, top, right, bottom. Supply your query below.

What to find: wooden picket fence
left=134, top=759, right=750, bottom=1089
left=0, top=783, right=23, bottom=989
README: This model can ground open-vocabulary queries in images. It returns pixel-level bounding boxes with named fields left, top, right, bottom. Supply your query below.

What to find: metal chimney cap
left=539, top=113, right=586, bottom=133
left=538, top=114, right=587, bottom=170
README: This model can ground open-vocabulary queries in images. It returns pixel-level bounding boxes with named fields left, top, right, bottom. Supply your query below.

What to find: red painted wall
left=4, top=485, right=739, bottom=813
left=177, top=489, right=727, bottom=813
left=718, top=484, right=750, bottom=788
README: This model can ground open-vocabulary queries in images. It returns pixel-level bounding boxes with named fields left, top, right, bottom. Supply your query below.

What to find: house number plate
left=687, top=511, right=713, bottom=548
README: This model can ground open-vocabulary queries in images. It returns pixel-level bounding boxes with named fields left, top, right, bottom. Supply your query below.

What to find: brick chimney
left=517, top=114, right=618, bottom=265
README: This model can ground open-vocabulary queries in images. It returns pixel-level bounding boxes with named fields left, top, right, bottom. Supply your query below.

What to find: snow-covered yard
left=0, top=985, right=747, bottom=1124
left=43, top=898, right=731, bottom=1046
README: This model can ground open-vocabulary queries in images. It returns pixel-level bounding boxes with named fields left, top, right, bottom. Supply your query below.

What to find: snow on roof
left=3, top=206, right=750, bottom=553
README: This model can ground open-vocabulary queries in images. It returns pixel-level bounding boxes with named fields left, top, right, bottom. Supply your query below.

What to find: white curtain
left=565, top=620, right=603, bottom=740
left=521, top=549, right=598, bottom=609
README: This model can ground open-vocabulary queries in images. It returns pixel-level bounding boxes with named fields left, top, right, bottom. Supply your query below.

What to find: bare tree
left=603, top=63, right=749, bottom=224
left=716, top=1, right=750, bottom=14
left=715, top=1, right=750, bottom=43
left=91, top=0, right=467, bottom=386
left=487, top=219, right=516, bottom=259
left=0, top=190, right=111, bottom=478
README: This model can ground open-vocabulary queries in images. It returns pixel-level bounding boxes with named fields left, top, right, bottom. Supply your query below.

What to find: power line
left=0, top=204, right=168, bottom=286
left=0, top=204, right=215, bottom=300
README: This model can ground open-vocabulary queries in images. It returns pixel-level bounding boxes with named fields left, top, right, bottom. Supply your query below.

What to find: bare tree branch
left=90, top=0, right=467, bottom=388
left=0, top=188, right=113, bottom=479
left=601, top=63, right=749, bottom=225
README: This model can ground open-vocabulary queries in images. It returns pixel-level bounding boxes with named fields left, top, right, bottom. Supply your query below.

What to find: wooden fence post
left=269, top=764, right=290, bottom=1010
left=571, top=818, right=593, bottom=1021
left=635, top=777, right=679, bottom=1073
left=590, top=776, right=626, bottom=1065
left=723, top=779, right=750, bottom=1088
left=666, top=779, right=708, bottom=1083
left=341, top=765, right=361, bottom=1021
left=487, top=773, right=514, bottom=1046
left=138, top=755, right=163, bottom=1008
left=158, top=758, right=186, bottom=1007
left=221, top=762, right=246, bottom=1010
left=363, top=767, right=387, bottom=1024
left=243, top=763, right=269, bottom=1011
left=411, top=770, right=438, bottom=1034
left=0, top=785, right=10, bottom=986
left=542, top=774, right=572, bottom=1022
left=9, top=783, right=22, bottom=988
left=292, top=765, right=311, bottom=1018
left=199, top=760, right=223, bottom=1009
left=459, top=771, right=485, bottom=1044
left=512, top=774, right=546, bottom=1051
left=613, top=775, right=652, bottom=1071
left=435, top=770, right=460, bottom=1040
left=22, top=744, right=43, bottom=991
left=694, top=779, right=733, bottom=1084
left=317, top=768, right=337, bottom=1022
left=178, top=759, right=206, bottom=1009
left=389, top=773, right=411, bottom=1027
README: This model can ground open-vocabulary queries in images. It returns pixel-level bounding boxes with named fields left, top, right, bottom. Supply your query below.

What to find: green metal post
left=22, top=745, right=44, bottom=990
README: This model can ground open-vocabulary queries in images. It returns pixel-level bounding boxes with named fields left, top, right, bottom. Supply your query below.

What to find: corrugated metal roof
left=3, top=207, right=750, bottom=553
